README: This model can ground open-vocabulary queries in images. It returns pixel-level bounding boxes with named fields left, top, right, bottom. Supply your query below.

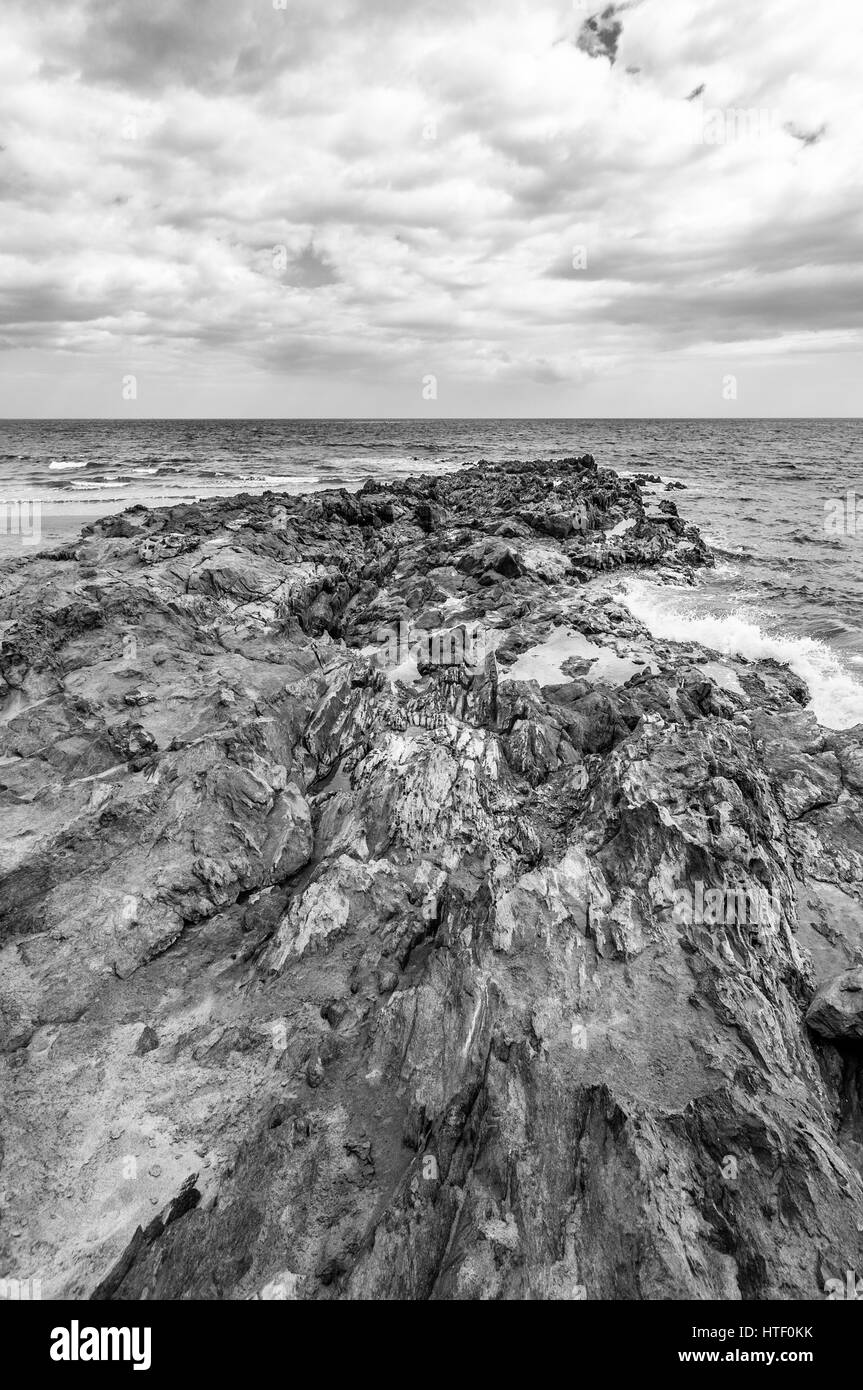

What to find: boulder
left=806, top=968, right=863, bottom=1041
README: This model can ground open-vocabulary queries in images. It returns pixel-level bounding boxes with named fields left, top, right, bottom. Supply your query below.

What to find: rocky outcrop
left=807, top=969, right=863, bottom=1042
left=0, top=454, right=862, bottom=1300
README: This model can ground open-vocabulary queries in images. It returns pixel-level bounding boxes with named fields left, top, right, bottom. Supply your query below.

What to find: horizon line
left=2, top=416, right=861, bottom=424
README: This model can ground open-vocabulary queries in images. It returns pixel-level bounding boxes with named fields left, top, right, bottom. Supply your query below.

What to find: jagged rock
left=521, top=545, right=573, bottom=582
left=806, top=968, right=863, bottom=1041
left=458, top=539, right=524, bottom=579
left=414, top=502, right=443, bottom=533
left=0, top=454, right=861, bottom=1301
left=123, top=688, right=156, bottom=707
left=134, top=1025, right=159, bottom=1056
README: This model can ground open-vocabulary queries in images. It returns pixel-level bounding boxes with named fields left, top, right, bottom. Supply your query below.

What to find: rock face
left=1, top=453, right=862, bottom=1301
left=806, top=969, right=863, bottom=1042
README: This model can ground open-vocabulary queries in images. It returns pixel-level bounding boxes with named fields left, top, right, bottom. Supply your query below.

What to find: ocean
left=0, top=417, right=861, bottom=729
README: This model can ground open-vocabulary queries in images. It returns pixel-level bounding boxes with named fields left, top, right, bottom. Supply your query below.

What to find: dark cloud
left=785, top=122, right=827, bottom=147
left=281, top=243, right=339, bottom=289
left=576, top=7, right=625, bottom=64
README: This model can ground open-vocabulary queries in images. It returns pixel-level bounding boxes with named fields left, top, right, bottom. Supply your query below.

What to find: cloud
left=575, top=6, right=627, bottom=64
left=276, top=243, right=339, bottom=290
left=0, top=0, right=861, bottom=414
left=784, top=121, right=828, bottom=146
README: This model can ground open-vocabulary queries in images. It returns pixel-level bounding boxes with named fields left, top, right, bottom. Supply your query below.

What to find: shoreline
left=4, top=455, right=863, bottom=731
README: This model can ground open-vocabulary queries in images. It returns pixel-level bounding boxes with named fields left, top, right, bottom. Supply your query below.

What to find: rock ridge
left=0, top=452, right=861, bottom=1300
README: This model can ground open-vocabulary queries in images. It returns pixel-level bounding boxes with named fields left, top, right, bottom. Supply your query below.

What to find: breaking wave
left=622, top=578, right=863, bottom=731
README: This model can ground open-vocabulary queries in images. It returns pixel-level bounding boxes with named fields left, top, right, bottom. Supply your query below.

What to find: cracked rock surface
left=1, top=454, right=862, bottom=1299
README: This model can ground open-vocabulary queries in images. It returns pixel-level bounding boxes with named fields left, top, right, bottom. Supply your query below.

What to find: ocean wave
left=705, top=540, right=752, bottom=559
left=231, top=474, right=321, bottom=488
left=622, top=578, right=863, bottom=731
left=804, top=617, right=850, bottom=641
left=49, top=460, right=87, bottom=470
left=785, top=529, right=834, bottom=546
left=332, top=455, right=462, bottom=475
left=70, top=480, right=129, bottom=490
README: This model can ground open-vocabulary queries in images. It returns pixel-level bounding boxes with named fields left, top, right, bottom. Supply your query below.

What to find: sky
left=0, top=0, right=861, bottom=418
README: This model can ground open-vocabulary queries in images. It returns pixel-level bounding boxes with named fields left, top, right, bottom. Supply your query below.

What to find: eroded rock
left=807, top=968, right=863, bottom=1041
left=0, top=454, right=861, bottom=1301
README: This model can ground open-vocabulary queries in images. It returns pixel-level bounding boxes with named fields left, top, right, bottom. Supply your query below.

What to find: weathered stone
left=0, top=453, right=860, bottom=1304
left=806, top=968, right=863, bottom=1041
left=134, top=1025, right=159, bottom=1056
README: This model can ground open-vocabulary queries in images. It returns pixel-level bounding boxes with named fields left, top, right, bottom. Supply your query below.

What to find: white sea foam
left=622, top=579, right=863, bottom=731
left=49, top=460, right=87, bottom=470
left=704, top=533, right=746, bottom=555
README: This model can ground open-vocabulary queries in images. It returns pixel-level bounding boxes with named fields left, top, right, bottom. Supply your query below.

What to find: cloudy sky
left=0, top=0, right=861, bottom=417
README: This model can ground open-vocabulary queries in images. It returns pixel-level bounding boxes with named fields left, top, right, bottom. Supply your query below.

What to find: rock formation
left=1, top=453, right=862, bottom=1300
